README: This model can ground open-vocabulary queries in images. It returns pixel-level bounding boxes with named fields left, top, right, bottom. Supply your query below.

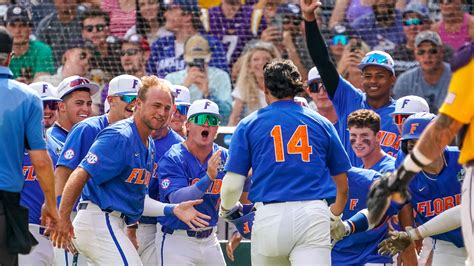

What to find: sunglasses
left=332, top=35, right=348, bottom=46
left=43, top=100, right=59, bottom=110
left=308, top=81, right=325, bottom=93
left=83, top=24, right=106, bottom=33
left=283, top=16, right=302, bottom=26
left=119, top=95, right=137, bottom=104
left=188, top=114, right=219, bottom=126
left=175, top=105, right=189, bottom=115
left=416, top=48, right=439, bottom=55
left=120, top=48, right=140, bottom=57
left=403, top=18, right=423, bottom=26
left=393, top=114, right=411, bottom=126
left=362, top=53, right=389, bottom=64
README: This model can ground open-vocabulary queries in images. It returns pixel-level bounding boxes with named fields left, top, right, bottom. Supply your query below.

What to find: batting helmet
left=230, top=211, right=255, bottom=240
left=400, top=112, right=436, bottom=153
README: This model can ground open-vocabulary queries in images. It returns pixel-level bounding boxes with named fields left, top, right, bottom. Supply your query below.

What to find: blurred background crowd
left=0, top=0, right=473, bottom=124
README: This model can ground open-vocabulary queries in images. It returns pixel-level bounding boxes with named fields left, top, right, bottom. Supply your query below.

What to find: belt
left=262, top=201, right=285, bottom=205
left=77, top=202, right=125, bottom=219
left=139, top=216, right=157, bottom=224
left=161, top=226, right=213, bottom=239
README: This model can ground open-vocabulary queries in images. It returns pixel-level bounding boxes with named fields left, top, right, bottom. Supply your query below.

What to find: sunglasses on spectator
left=403, top=18, right=423, bottom=26
left=308, top=81, right=325, bottom=93
left=416, top=48, right=439, bottom=55
left=118, top=95, right=137, bottom=104
left=332, top=35, right=348, bottom=46
left=120, top=48, right=140, bottom=57
left=188, top=114, right=219, bottom=126
left=83, top=24, right=107, bottom=32
left=393, top=114, right=411, bottom=126
left=175, top=105, right=190, bottom=116
left=43, top=100, right=59, bottom=110
left=283, top=16, right=302, bottom=26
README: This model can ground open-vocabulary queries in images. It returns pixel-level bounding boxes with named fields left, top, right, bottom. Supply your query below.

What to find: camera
left=191, top=58, right=206, bottom=72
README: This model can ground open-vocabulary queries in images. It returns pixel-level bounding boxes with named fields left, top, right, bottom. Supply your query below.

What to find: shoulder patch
left=85, top=152, right=98, bottom=164
left=63, top=149, right=75, bottom=160
left=161, top=178, right=170, bottom=189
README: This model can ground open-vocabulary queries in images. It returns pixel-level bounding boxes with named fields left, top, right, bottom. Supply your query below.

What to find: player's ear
left=375, top=131, right=381, bottom=142
left=58, top=101, right=66, bottom=112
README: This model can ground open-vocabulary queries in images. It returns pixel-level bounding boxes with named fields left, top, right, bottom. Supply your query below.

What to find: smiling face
left=108, top=95, right=137, bottom=120
left=250, top=49, right=273, bottom=81
left=361, top=65, right=395, bottom=101
left=170, top=107, right=187, bottom=133
left=136, top=86, right=173, bottom=131
left=43, top=101, right=59, bottom=128
left=60, top=90, right=93, bottom=125
left=186, top=115, right=219, bottom=147
left=139, top=0, right=160, bottom=21
left=81, top=16, right=109, bottom=47
left=349, top=126, right=380, bottom=159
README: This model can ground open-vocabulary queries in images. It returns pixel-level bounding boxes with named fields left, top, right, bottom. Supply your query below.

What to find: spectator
left=36, top=1, right=83, bottom=68
left=305, top=67, right=338, bottom=124
left=391, top=2, right=432, bottom=75
left=203, top=0, right=264, bottom=65
left=351, top=0, right=405, bottom=51
left=432, top=0, right=474, bottom=51
left=5, top=5, right=55, bottom=84
left=0, top=27, right=60, bottom=266
left=125, top=0, right=172, bottom=43
left=147, top=0, right=229, bottom=77
left=120, top=34, right=151, bottom=78
left=35, top=42, right=92, bottom=86
left=165, top=34, right=232, bottom=124
left=227, top=41, right=281, bottom=126
left=393, top=31, right=452, bottom=114
left=100, top=0, right=136, bottom=38
left=79, top=8, right=122, bottom=76
left=327, top=23, right=354, bottom=65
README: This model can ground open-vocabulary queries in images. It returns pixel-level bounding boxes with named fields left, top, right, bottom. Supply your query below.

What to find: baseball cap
left=277, top=3, right=302, bottom=18
left=0, top=27, right=13, bottom=54
left=166, top=0, right=200, bottom=15
left=171, top=85, right=191, bottom=105
left=108, top=74, right=141, bottom=96
left=392, top=95, right=429, bottom=115
left=57, top=76, right=100, bottom=99
left=358, top=51, right=395, bottom=75
left=184, top=34, right=211, bottom=63
left=4, top=5, right=32, bottom=25
left=29, top=82, right=61, bottom=101
left=187, top=99, right=220, bottom=119
left=123, top=34, right=150, bottom=52
left=415, top=30, right=443, bottom=47
left=307, top=67, right=321, bottom=84
left=294, top=96, right=309, bottom=107
left=402, top=2, right=429, bottom=19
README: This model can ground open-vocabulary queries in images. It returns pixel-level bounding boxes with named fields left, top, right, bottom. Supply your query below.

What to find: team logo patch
left=85, top=152, right=98, bottom=164
left=161, top=178, right=170, bottom=189
left=217, top=158, right=226, bottom=172
left=457, top=169, right=466, bottom=183
left=63, top=149, right=75, bottom=160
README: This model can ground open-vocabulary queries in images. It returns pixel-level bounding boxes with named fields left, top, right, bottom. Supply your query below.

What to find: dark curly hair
left=263, top=59, right=304, bottom=99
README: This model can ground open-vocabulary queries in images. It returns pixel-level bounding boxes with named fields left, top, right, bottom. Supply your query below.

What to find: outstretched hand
left=300, top=0, right=322, bottom=21
left=173, top=199, right=211, bottom=230
left=378, top=229, right=414, bottom=256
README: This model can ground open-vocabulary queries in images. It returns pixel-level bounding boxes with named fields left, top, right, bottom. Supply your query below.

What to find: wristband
left=164, top=204, right=177, bottom=217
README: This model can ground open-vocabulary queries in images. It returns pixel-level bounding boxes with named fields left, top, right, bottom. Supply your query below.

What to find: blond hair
left=139, top=75, right=173, bottom=103
left=234, top=41, right=281, bottom=113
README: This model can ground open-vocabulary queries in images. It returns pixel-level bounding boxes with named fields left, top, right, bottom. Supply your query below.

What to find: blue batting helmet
left=230, top=211, right=255, bottom=240
left=401, top=112, right=436, bottom=141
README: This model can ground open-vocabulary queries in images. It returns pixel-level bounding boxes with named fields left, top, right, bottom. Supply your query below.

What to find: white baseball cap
left=108, top=74, right=141, bottom=96
left=294, top=96, right=309, bottom=107
left=392, top=95, right=430, bottom=115
left=187, top=99, right=220, bottom=119
left=172, top=85, right=191, bottom=105
left=29, top=82, right=61, bottom=101
left=307, top=67, right=321, bottom=84
left=56, top=76, right=99, bottom=99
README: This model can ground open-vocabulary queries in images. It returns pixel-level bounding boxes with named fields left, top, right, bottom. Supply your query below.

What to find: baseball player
left=168, top=85, right=191, bottom=137
left=391, top=95, right=429, bottom=134
left=47, top=75, right=99, bottom=165
left=302, top=0, right=400, bottom=166
left=220, top=59, right=351, bottom=265
left=53, top=76, right=210, bottom=265
left=18, top=82, right=61, bottom=266
left=347, top=109, right=396, bottom=174
left=136, top=84, right=187, bottom=265
left=367, top=42, right=474, bottom=264
left=158, top=99, right=230, bottom=265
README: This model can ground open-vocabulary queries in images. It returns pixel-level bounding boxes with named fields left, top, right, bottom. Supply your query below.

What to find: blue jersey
left=20, top=152, right=43, bottom=224
left=332, top=76, right=400, bottom=166
left=57, top=115, right=109, bottom=170
left=408, top=146, right=464, bottom=247
left=364, top=153, right=395, bottom=174
left=140, top=129, right=184, bottom=225
left=146, top=35, right=229, bottom=78
left=80, top=118, right=155, bottom=221
left=0, top=66, right=46, bottom=192
left=225, top=100, right=351, bottom=203
left=333, top=167, right=393, bottom=265
left=158, top=143, right=228, bottom=230
left=46, top=123, right=69, bottom=165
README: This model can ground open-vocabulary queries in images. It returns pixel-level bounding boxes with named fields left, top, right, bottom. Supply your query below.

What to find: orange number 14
left=270, top=125, right=313, bottom=162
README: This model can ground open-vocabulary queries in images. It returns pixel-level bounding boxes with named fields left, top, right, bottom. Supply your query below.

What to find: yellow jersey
left=439, top=45, right=474, bottom=165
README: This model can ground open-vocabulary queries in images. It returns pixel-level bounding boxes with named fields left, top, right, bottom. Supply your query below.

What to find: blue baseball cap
left=358, top=50, right=395, bottom=75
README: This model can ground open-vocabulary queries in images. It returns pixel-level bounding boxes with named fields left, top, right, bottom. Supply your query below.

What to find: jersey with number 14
left=225, top=100, right=351, bottom=203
